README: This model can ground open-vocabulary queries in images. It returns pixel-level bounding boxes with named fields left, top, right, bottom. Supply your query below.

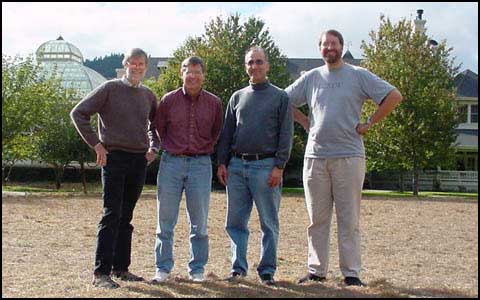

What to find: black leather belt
left=232, top=152, right=276, bottom=161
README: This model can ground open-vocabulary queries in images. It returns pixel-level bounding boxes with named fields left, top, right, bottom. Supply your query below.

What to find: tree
left=84, top=53, right=124, bottom=79
left=144, top=14, right=306, bottom=181
left=2, top=54, right=66, bottom=183
left=35, top=97, right=95, bottom=191
left=145, top=14, right=291, bottom=104
left=360, top=16, right=460, bottom=195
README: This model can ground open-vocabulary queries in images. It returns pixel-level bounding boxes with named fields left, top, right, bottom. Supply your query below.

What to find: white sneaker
left=189, top=273, right=205, bottom=282
left=151, top=271, right=169, bottom=283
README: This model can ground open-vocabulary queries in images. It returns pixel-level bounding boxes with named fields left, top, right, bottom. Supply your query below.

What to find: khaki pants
left=303, top=157, right=365, bottom=278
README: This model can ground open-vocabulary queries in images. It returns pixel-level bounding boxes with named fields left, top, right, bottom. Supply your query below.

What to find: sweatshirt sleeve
left=70, top=83, right=109, bottom=148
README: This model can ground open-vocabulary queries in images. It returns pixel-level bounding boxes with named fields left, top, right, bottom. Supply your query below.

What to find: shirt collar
left=121, top=76, right=142, bottom=88
left=182, top=86, right=203, bottom=99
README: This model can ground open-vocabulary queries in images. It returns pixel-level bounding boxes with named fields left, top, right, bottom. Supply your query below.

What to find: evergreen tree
left=84, top=53, right=124, bottom=79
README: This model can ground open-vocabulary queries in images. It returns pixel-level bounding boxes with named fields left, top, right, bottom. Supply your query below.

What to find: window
left=467, top=156, right=477, bottom=171
left=458, top=105, right=468, bottom=123
left=470, top=105, right=478, bottom=123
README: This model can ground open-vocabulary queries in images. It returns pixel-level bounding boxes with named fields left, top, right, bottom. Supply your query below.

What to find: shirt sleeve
left=357, top=68, right=396, bottom=105
left=216, top=96, right=236, bottom=166
left=211, top=98, right=224, bottom=145
left=70, top=83, right=109, bottom=148
left=155, top=94, right=168, bottom=142
left=285, top=73, right=309, bottom=107
left=274, top=92, right=294, bottom=169
left=148, top=93, right=160, bottom=151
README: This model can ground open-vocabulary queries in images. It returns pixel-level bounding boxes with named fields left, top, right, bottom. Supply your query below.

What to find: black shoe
left=344, top=276, right=365, bottom=286
left=112, top=270, right=144, bottom=281
left=298, top=273, right=326, bottom=284
left=227, top=271, right=245, bottom=281
left=92, top=274, right=120, bottom=289
left=259, top=273, right=275, bottom=286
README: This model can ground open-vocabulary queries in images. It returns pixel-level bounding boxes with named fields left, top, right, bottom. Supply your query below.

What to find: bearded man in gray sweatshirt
left=71, top=48, right=160, bottom=289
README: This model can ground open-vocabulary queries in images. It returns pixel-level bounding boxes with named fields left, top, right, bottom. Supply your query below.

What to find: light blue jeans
left=225, top=157, right=281, bottom=277
left=154, top=152, right=212, bottom=275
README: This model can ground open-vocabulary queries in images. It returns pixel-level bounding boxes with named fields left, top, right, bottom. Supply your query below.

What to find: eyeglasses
left=246, top=59, right=265, bottom=66
left=183, top=70, right=203, bottom=76
left=126, top=61, right=146, bottom=68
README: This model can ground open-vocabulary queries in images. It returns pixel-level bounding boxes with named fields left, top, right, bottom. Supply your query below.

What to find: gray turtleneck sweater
left=217, top=81, right=293, bottom=169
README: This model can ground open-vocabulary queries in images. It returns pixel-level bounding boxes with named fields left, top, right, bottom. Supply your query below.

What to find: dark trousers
left=94, top=150, right=147, bottom=275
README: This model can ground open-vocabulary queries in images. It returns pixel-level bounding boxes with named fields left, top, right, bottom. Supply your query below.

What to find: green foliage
left=143, top=14, right=307, bottom=175
left=144, top=14, right=291, bottom=106
left=84, top=53, right=124, bottom=79
left=2, top=54, right=67, bottom=170
left=2, top=54, right=95, bottom=189
left=36, top=98, right=94, bottom=192
left=35, top=98, right=95, bottom=190
left=360, top=16, right=460, bottom=181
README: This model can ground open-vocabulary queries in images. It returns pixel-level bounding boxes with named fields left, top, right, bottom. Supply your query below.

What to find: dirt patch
left=2, top=192, right=477, bottom=297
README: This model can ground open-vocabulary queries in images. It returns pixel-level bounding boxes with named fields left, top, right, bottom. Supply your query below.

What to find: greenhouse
left=36, top=36, right=106, bottom=98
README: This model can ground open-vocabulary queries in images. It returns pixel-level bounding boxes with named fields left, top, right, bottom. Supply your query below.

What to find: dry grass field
left=2, top=191, right=478, bottom=298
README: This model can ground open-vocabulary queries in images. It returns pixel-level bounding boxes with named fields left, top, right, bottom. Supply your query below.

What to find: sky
left=2, top=2, right=478, bottom=72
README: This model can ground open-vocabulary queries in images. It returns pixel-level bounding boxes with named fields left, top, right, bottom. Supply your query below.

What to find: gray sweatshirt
left=217, top=81, right=293, bottom=169
left=70, top=79, right=160, bottom=153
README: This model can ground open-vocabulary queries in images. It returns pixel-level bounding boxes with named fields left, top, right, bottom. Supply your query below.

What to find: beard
left=324, top=50, right=341, bottom=64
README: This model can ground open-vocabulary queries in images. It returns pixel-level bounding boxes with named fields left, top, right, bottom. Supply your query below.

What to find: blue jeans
left=154, top=152, right=212, bottom=275
left=225, top=157, right=281, bottom=277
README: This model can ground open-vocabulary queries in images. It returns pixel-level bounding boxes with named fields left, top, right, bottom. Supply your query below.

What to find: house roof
left=145, top=57, right=169, bottom=79
left=455, top=69, right=478, bottom=98
left=286, top=51, right=363, bottom=80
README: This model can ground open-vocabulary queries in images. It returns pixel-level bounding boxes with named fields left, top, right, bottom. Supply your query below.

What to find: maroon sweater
left=70, top=79, right=160, bottom=153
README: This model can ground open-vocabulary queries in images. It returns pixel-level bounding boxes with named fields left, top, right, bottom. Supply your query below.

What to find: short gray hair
left=245, top=46, right=269, bottom=63
left=122, top=48, right=148, bottom=66
left=181, top=56, right=205, bottom=73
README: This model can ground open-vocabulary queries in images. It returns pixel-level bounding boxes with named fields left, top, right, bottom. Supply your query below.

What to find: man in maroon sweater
left=70, top=48, right=160, bottom=289
left=152, top=56, right=223, bottom=283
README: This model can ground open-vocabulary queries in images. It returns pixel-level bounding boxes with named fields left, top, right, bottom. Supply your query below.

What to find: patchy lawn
left=2, top=191, right=478, bottom=297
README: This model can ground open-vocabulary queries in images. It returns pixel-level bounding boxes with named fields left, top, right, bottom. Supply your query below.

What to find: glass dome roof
left=36, top=36, right=106, bottom=98
left=36, top=36, right=84, bottom=63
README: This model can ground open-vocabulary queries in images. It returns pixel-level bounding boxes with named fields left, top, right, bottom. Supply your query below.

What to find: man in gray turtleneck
left=216, top=46, right=293, bottom=286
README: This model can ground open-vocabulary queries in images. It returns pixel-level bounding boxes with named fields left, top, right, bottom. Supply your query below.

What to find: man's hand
left=355, top=122, right=371, bottom=136
left=217, top=164, right=228, bottom=186
left=145, top=149, right=157, bottom=166
left=268, top=167, right=283, bottom=188
left=94, top=143, right=109, bottom=166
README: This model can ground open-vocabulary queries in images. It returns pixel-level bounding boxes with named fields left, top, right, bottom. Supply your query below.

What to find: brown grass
left=2, top=191, right=478, bottom=298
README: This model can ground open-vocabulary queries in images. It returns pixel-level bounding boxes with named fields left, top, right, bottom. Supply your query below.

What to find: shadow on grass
left=124, top=277, right=474, bottom=298
left=367, top=278, right=474, bottom=298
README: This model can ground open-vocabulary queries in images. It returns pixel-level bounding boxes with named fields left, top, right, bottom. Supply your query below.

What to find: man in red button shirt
left=152, top=56, right=223, bottom=283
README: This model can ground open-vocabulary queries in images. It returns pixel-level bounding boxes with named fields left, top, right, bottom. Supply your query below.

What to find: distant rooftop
left=455, top=69, right=478, bottom=98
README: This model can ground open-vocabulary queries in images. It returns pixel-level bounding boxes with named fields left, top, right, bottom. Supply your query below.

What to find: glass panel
left=470, top=105, right=478, bottom=123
